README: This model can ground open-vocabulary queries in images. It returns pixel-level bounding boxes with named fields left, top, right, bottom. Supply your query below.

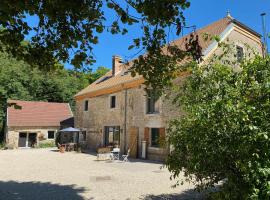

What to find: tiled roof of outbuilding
left=7, top=100, right=73, bottom=127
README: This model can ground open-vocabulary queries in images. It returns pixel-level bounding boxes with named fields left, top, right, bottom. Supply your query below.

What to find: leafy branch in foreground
left=0, top=1, right=193, bottom=76
left=166, top=56, right=270, bottom=199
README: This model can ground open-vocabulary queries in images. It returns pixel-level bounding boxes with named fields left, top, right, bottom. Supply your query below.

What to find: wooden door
left=128, top=127, right=138, bottom=158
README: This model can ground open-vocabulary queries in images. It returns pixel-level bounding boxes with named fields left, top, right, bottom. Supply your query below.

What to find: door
left=28, top=133, right=37, bottom=147
left=104, top=126, right=120, bottom=146
left=129, top=127, right=138, bottom=158
left=18, top=132, right=27, bottom=147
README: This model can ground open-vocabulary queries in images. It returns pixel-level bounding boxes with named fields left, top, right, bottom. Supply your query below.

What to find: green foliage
left=0, top=1, right=190, bottom=65
left=0, top=51, right=109, bottom=139
left=0, top=142, right=5, bottom=149
left=166, top=56, right=270, bottom=199
left=87, top=66, right=110, bottom=84
left=38, top=140, right=56, bottom=148
left=0, top=1, right=197, bottom=90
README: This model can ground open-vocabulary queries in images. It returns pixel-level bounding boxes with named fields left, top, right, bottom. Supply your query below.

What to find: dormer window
left=84, top=100, right=88, bottom=111
left=236, top=46, right=244, bottom=62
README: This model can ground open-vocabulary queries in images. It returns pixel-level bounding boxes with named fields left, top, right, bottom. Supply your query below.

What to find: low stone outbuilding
left=5, top=100, right=73, bottom=148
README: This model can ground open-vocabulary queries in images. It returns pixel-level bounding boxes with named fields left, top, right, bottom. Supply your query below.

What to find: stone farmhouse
left=5, top=100, right=73, bottom=148
left=74, top=15, right=263, bottom=161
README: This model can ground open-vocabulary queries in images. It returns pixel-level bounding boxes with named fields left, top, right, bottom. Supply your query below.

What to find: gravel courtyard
left=0, top=148, right=201, bottom=200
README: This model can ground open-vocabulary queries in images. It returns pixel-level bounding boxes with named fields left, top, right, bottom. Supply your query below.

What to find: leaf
left=128, top=45, right=134, bottom=50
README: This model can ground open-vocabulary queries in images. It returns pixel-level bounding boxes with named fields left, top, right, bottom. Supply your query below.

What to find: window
left=81, top=131, right=86, bottom=141
left=151, top=128, right=160, bottom=147
left=104, top=126, right=120, bottom=146
left=146, top=90, right=159, bottom=114
left=236, top=46, right=244, bottom=62
left=84, top=100, right=88, bottom=111
left=110, top=96, right=116, bottom=108
left=48, top=131, right=55, bottom=139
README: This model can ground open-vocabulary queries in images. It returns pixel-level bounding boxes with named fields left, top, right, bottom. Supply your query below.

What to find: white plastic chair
left=122, top=149, right=130, bottom=162
left=111, top=148, right=120, bottom=160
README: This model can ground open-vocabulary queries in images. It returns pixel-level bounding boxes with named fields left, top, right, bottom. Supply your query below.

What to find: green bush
left=38, top=140, right=56, bottom=148
left=166, top=56, right=270, bottom=199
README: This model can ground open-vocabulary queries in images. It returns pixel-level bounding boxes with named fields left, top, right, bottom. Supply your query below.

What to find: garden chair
left=110, top=148, right=120, bottom=160
left=122, top=149, right=130, bottom=162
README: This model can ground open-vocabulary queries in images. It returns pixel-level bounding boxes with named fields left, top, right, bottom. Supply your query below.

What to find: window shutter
left=159, top=128, right=166, bottom=147
left=144, top=127, right=149, bottom=143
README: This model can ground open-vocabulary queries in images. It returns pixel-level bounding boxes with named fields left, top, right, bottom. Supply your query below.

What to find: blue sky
left=26, top=1, right=270, bottom=71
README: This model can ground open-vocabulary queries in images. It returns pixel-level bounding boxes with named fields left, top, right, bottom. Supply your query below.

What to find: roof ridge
left=8, top=99, right=70, bottom=104
left=75, top=16, right=261, bottom=98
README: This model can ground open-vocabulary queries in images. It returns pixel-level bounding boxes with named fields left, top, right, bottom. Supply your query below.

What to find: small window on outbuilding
left=84, top=100, right=88, bottom=111
left=110, top=96, right=116, bottom=108
left=236, top=46, right=244, bottom=62
left=48, top=131, right=55, bottom=139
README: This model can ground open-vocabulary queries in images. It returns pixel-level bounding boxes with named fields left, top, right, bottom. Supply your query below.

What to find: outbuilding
left=5, top=100, right=73, bottom=148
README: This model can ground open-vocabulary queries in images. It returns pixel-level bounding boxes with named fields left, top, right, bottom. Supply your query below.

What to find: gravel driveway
left=0, top=148, right=201, bottom=200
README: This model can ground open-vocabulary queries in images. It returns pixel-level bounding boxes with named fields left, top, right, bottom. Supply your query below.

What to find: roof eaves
left=232, top=19, right=262, bottom=38
left=75, top=76, right=144, bottom=98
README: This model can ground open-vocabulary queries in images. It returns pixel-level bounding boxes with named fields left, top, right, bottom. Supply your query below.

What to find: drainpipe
left=124, top=89, right=128, bottom=154
left=261, top=13, right=268, bottom=57
left=2, top=97, right=7, bottom=143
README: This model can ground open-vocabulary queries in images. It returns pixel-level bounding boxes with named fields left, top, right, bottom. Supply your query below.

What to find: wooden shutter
left=144, top=127, right=150, bottom=144
left=159, top=128, right=166, bottom=147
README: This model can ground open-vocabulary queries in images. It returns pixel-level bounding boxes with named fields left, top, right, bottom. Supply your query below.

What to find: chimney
left=112, top=55, right=122, bottom=76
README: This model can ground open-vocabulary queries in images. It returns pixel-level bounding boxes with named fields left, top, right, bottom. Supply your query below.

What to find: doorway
left=18, top=132, right=37, bottom=147
left=104, top=126, right=120, bottom=147
left=18, top=132, right=27, bottom=147
left=28, top=133, right=37, bottom=147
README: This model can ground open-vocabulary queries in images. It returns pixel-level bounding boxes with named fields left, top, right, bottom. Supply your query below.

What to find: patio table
left=110, top=148, right=120, bottom=160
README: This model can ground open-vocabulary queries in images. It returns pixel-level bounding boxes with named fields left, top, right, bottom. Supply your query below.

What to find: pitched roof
left=75, top=16, right=259, bottom=98
left=7, top=100, right=73, bottom=127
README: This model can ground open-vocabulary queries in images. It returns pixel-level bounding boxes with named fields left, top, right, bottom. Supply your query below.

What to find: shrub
left=38, top=140, right=56, bottom=148
left=166, top=56, right=270, bottom=199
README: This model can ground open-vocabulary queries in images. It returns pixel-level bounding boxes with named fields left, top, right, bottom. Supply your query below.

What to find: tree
left=0, top=51, right=109, bottom=140
left=0, top=1, right=198, bottom=90
left=166, top=56, right=270, bottom=199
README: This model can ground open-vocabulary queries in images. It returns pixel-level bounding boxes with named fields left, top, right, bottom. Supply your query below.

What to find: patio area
left=0, top=148, right=202, bottom=200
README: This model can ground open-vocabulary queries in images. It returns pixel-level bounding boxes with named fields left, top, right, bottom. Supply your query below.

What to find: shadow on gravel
left=141, top=189, right=205, bottom=200
left=0, top=181, right=86, bottom=200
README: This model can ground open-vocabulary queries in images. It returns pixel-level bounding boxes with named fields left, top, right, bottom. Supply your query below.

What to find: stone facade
left=75, top=85, right=172, bottom=161
left=75, top=24, right=263, bottom=161
left=6, top=126, right=59, bottom=149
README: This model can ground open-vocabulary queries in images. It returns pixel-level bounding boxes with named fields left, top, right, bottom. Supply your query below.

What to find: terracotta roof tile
left=75, top=17, right=238, bottom=98
left=7, top=100, right=73, bottom=127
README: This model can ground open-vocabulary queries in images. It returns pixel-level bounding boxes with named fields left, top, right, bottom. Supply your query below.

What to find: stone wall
left=75, top=85, right=171, bottom=160
left=75, top=27, right=263, bottom=161
left=6, top=126, right=59, bottom=148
